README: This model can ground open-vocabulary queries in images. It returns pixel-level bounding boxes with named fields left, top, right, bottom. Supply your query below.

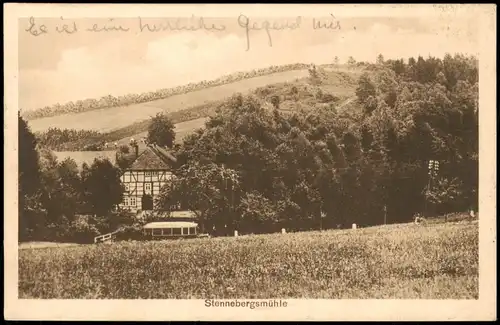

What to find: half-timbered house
left=118, top=144, right=177, bottom=212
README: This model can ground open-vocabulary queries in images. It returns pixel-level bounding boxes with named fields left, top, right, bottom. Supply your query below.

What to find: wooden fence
left=94, top=231, right=119, bottom=244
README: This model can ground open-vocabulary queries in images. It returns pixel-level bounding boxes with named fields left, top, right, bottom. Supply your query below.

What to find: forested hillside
left=158, top=53, right=478, bottom=234
left=18, top=53, right=478, bottom=241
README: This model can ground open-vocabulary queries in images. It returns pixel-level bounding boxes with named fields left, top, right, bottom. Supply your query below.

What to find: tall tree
left=39, top=153, right=84, bottom=224
left=81, top=158, right=124, bottom=217
left=19, top=115, right=40, bottom=197
left=18, top=115, right=42, bottom=240
left=376, top=54, right=385, bottom=65
left=147, top=113, right=176, bottom=148
left=270, top=95, right=280, bottom=110
left=356, top=73, right=377, bottom=114
left=156, top=162, right=241, bottom=235
left=116, top=144, right=136, bottom=170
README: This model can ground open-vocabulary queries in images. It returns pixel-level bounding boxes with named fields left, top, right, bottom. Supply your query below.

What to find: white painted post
left=352, top=223, right=357, bottom=230
left=281, top=228, right=286, bottom=234
left=470, top=210, right=475, bottom=218
left=234, top=230, right=238, bottom=237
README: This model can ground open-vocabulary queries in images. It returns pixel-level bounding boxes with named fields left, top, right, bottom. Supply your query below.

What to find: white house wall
left=118, top=170, right=173, bottom=211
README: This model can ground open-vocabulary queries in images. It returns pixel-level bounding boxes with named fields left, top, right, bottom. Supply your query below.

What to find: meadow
left=19, top=220, right=478, bottom=299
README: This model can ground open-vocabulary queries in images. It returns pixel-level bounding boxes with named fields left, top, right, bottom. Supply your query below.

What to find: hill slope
left=31, top=64, right=366, bottom=151
left=28, top=70, right=310, bottom=133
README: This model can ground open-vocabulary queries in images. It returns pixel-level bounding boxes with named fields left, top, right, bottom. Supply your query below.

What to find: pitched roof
left=151, top=145, right=177, bottom=164
left=53, top=150, right=117, bottom=171
left=128, top=145, right=176, bottom=170
left=137, top=210, right=198, bottom=220
left=169, top=211, right=197, bottom=219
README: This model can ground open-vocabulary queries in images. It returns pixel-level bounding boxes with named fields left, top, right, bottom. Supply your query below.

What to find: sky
left=18, top=15, right=479, bottom=111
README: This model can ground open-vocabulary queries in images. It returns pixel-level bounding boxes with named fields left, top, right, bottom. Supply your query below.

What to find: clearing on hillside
left=27, top=70, right=310, bottom=133
left=113, top=67, right=364, bottom=147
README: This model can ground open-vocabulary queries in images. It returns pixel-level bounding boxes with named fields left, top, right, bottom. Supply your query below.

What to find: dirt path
left=19, top=242, right=82, bottom=250
left=337, top=96, right=356, bottom=112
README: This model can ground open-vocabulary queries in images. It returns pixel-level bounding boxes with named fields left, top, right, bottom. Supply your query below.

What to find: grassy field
left=27, top=66, right=363, bottom=136
left=27, top=70, right=310, bottom=134
left=19, top=220, right=478, bottom=299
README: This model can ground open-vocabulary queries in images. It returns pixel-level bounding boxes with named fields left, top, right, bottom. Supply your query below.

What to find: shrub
left=115, top=223, right=145, bottom=241
left=44, top=216, right=72, bottom=241
left=67, top=215, right=101, bottom=244
left=319, top=93, right=339, bottom=103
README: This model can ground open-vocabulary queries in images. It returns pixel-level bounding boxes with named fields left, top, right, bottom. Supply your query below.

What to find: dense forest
left=19, top=115, right=127, bottom=242
left=35, top=128, right=105, bottom=151
left=19, top=53, right=478, bottom=241
left=157, top=53, right=478, bottom=235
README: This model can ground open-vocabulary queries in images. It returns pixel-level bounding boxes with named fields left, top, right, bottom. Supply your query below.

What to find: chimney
left=130, top=138, right=139, bottom=158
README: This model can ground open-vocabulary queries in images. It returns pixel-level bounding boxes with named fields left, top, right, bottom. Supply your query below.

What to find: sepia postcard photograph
left=4, top=3, right=497, bottom=321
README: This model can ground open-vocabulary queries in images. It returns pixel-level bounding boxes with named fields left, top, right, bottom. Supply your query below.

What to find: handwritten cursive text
left=86, top=18, right=130, bottom=32
left=25, top=17, right=48, bottom=36
left=238, top=15, right=302, bottom=51
left=23, top=15, right=342, bottom=50
left=138, top=16, right=226, bottom=33
left=312, top=14, right=341, bottom=30
left=56, top=17, right=78, bottom=34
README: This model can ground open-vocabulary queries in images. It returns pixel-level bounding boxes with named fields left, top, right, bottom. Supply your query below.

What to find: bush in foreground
left=19, top=221, right=478, bottom=299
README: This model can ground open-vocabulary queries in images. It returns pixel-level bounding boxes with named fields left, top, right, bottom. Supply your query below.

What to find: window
left=170, top=203, right=181, bottom=211
left=130, top=197, right=137, bottom=207
left=173, top=228, right=182, bottom=235
left=123, top=197, right=129, bottom=206
left=189, top=227, right=197, bottom=235
left=145, top=183, right=152, bottom=191
left=124, top=184, right=130, bottom=192
left=152, top=229, right=162, bottom=236
left=162, top=228, right=173, bottom=236
left=145, top=172, right=152, bottom=177
left=152, top=171, right=159, bottom=176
